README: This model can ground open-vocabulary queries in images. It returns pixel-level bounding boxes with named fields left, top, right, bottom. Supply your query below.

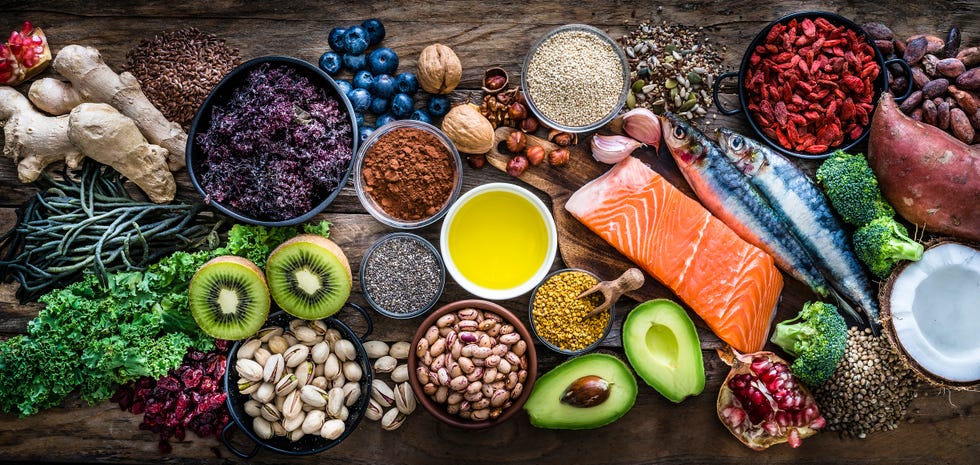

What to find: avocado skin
left=524, top=353, right=637, bottom=430
left=622, top=299, right=705, bottom=403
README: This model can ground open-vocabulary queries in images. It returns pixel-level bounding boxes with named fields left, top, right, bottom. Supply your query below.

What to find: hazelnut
left=551, top=131, right=576, bottom=146
left=525, top=146, right=545, bottom=166
left=548, top=147, right=570, bottom=166
left=520, top=116, right=539, bottom=133
left=508, top=102, right=527, bottom=121
left=506, top=155, right=529, bottom=177
left=506, top=131, right=527, bottom=153
left=466, top=154, right=486, bottom=169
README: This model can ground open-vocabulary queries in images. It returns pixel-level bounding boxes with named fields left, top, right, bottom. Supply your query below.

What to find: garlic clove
left=622, top=108, right=662, bottom=149
left=590, top=134, right=643, bottom=164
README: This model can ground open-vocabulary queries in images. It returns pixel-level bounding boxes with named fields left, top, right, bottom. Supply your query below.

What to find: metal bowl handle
left=343, top=302, right=373, bottom=340
left=884, top=58, right=915, bottom=103
left=712, top=71, right=742, bottom=116
left=220, top=421, right=260, bottom=459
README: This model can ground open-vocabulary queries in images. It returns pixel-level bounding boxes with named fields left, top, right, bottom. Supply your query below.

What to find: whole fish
left=660, top=114, right=831, bottom=298
left=716, top=128, right=880, bottom=332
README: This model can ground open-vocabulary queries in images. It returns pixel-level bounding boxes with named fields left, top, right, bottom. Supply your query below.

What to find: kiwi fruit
left=188, top=256, right=271, bottom=340
left=265, top=234, right=352, bottom=320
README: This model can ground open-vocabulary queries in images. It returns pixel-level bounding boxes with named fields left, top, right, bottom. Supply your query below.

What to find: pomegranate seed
left=787, top=428, right=802, bottom=448
left=751, top=357, right=772, bottom=374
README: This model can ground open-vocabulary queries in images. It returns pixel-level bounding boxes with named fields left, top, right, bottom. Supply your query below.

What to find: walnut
left=417, top=44, right=462, bottom=94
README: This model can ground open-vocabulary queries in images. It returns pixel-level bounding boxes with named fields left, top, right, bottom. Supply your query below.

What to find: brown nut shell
left=418, top=44, right=462, bottom=94
left=442, top=104, right=495, bottom=154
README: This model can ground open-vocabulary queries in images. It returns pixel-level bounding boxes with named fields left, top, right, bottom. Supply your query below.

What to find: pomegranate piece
left=0, top=21, right=51, bottom=85
left=716, top=349, right=826, bottom=451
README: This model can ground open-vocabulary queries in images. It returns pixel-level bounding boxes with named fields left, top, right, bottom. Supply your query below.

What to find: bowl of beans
left=711, top=11, right=913, bottom=159
left=407, top=299, right=537, bottom=429
left=353, top=120, right=462, bottom=229
left=528, top=268, right=613, bottom=356
left=521, top=23, right=631, bottom=133
left=359, top=232, right=446, bottom=319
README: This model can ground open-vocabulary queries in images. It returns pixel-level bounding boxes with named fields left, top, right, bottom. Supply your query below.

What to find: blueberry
left=371, top=74, right=396, bottom=99
left=347, top=88, right=372, bottom=113
left=391, top=93, right=414, bottom=118
left=368, top=47, right=399, bottom=76
left=395, top=72, right=419, bottom=96
left=375, top=113, right=397, bottom=128
left=359, top=125, right=376, bottom=145
left=410, top=109, right=432, bottom=125
left=336, top=79, right=353, bottom=96
left=369, top=96, right=389, bottom=115
left=318, top=51, right=342, bottom=76
left=427, top=95, right=451, bottom=117
left=328, top=27, right=348, bottom=53
left=342, top=53, right=367, bottom=72
left=344, top=26, right=369, bottom=55
left=353, top=70, right=374, bottom=90
left=354, top=112, right=365, bottom=127
left=362, top=19, right=385, bottom=45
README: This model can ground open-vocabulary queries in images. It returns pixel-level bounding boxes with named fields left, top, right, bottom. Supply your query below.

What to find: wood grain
left=0, top=1, right=977, bottom=464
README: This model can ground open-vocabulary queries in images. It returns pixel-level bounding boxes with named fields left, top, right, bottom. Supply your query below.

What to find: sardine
left=660, top=114, right=831, bottom=298
left=716, top=128, right=881, bottom=332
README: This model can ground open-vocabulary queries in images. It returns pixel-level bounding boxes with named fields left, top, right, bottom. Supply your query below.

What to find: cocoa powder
left=362, top=127, right=456, bottom=221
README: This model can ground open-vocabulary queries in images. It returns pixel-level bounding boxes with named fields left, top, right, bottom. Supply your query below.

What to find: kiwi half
left=265, top=234, right=352, bottom=320
left=189, top=256, right=271, bottom=340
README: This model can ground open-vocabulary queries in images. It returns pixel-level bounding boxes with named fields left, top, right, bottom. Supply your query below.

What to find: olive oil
left=447, top=190, right=549, bottom=290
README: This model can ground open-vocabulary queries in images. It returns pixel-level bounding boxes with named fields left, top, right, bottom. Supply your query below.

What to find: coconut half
left=881, top=239, right=980, bottom=389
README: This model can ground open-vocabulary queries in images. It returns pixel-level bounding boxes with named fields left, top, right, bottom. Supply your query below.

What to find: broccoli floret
left=770, top=301, right=847, bottom=387
left=815, top=150, right=894, bottom=227
left=852, top=217, right=924, bottom=279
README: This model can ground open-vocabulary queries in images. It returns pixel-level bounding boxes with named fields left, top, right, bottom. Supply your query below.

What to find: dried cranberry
left=158, top=376, right=181, bottom=392
left=131, top=401, right=146, bottom=415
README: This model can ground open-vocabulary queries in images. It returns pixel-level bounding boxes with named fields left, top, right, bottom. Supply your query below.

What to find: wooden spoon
left=579, top=268, right=645, bottom=318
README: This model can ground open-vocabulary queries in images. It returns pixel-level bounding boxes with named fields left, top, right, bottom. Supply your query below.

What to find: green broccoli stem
left=886, top=239, right=924, bottom=262
left=770, top=317, right=814, bottom=358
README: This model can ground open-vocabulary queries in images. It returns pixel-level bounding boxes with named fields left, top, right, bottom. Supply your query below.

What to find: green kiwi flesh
left=189, top=256, right=270, bottom=340
left=265, top=235, right=352, bottom=320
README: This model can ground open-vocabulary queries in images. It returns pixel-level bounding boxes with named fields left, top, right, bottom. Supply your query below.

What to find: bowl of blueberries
left=317, top=19, right=452, bottom=145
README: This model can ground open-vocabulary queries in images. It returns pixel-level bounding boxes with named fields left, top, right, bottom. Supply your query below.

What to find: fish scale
left=661, top=114, right=832, bottom=300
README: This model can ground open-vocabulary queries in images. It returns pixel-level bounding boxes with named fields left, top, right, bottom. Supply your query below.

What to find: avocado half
left=523, top=353, right=637, bottom=430
left=622, top=299, right=705, bottom=402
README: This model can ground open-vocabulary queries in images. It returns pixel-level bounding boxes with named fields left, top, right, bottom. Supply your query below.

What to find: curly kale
left=815, top=150, right=894, bottom=227
left=770, top=301, right=848, bottom=387
left=853, top=217, right=924, bottom=279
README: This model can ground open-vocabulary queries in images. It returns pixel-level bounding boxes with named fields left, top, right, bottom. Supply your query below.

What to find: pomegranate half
left=716, top=349, right=826, bottom=450
left=0, top=21, right=51, bottom=85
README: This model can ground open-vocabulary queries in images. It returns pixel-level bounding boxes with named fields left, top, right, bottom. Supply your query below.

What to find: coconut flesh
left=882, top=240, right=980, bottom=387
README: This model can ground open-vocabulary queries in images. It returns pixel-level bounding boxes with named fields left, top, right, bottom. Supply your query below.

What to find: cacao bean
left=957, top=46, right=980, bottom=67
left=911, top=67, right=931, bottom=88
left=904, top=36, right=929, bottom=63
left=899, top=90, right=924, bottom=114
left=863, top=22, right=894, bottom=41
left=937, top=58, right=966, bottom=79
left=922, top=99, right=937, bottom=125
left=890, top=75, right=908, bottom=94
left=875, top=39, right=894, bottom=56
left=894, top=38, right=907, bottom=56
left=922, top=54, right=940, bottom=77
left=949, top=108, right=975, bottom=143
left=948, top=85, right=980, bottom=115
left=922, top=79, right=950, bottom=99
left=937, top=101, right=951, bottom=130
left=955, top=68, right=980, bottom=90
left=944, top=27, right=961, bottom=58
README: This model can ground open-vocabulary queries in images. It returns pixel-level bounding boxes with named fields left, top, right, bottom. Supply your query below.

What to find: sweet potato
left=868, top=93, right=980, bottom=242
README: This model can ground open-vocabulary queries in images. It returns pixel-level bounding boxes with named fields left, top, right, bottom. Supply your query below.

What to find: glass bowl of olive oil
left=439, top=183, right=557, bottom=300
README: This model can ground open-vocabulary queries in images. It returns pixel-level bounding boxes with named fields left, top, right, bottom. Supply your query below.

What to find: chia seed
left=362, top=235, right=443, bottom=317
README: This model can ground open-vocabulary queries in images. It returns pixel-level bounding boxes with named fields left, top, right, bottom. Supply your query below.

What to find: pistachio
left=363, top=340, right=390, bottom=359
left=287, top=429, right=305, bottom=442
left=283, top=411, right=305, bottom=432
left=260, top=402, right=282, bottom=422
left=310, top=341, right=330, bottom=364
left=253, top=347, right=271, bottom=367
left=330, top=371, right=346, bottom=389
left=333, top=339, right=356, bottom=362
left=342, top=382, right=361, bottom=407
left=235, top=358, right=264, bottom=382
left=374, top=355, right=398, bottom=374
left=389, top=341, right=411, bottom=360
left=282, top=331, right=299, bottom=347
left=324, top=328, right=342, bottom=345
left=267, top=335, right=288, bottom=355
left=343, top=361, right=363, bottom=382
left=238, top=339, right=262, bottom=361
left=283, top=344, right=310, bottom=368
left=282, top=390, right=303, bottom=419
left=371, top=379, right=395, bottom=407
left=253, top=382, right=276, bottom=403
left=294, top=361, right=315, bottom=388
left=394, top=382, right=416, bottom=415
left=320, top=419, right=346, bottom=440
left=323, top=353, right=341, bottom=379
left=275, top=374, right=299, bottom=396
left=302, top=410, right=327, bottom=435
left=308, top=319, right=329, bottom=336
left=243, top=399, right=262, bottom=418
left=311, top=376, right=327, bottom=390
left=263, top=353, right=285, bottom=383
left=238, top=379, right=260, bottom=395
left=328, top=387, right=345, bottom=418
left=253, top=416, right=274, bottom=440
left=381, top=407, right=406, bottom=431
left=391, top=364, right=410, bottom=383
left=272, top=421, right=287, bottom=437
left=300, top=385, right=329, bottom=408
left=293, top=325, right=320, bottom=344
left=257, top=326, right=283, bottom=342
left=365, top=398, right=384, bottom=421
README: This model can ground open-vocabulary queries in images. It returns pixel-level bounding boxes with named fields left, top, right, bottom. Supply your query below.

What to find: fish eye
left=672, top=126, right=686, bottom=139
left=731, top=136, right=744, bottom=150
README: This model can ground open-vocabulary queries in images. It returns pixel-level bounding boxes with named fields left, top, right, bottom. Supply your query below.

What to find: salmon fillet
left=565, top=156, right=782, bottom=352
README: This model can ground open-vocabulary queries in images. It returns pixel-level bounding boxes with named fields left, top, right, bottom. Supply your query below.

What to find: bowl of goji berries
left=712, top=11, right=913, bottom=159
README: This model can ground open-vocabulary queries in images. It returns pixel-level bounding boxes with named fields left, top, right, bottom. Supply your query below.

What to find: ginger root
left=0, top=86, right=84, bottom=182
left=44, top=45, right=187, bottom=170
left=68, top=103, right=175, bottom=203
left=28, top=77, right=86, bottom=115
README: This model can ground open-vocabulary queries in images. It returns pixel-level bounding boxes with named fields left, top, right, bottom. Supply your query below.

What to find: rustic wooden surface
left=1, top=1, right=978, bottom=464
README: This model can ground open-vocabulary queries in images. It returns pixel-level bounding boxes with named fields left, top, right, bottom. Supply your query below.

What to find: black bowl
left=186, top=55, right=357, bottom=226
left=712, top=11, right=913, bottom=159
left=220, top=305, right=373, bottom=458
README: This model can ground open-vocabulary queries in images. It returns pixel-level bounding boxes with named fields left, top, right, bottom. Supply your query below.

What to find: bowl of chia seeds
left=521, top=24, right=631, bottom=133
left=359, top=232, right=446, bottom=319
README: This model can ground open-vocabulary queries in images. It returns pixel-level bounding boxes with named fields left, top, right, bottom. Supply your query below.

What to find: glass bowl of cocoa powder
left=353, top=120, right=462, bottom=229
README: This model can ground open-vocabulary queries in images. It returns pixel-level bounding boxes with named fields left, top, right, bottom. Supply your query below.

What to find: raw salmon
left=565, top=156, right=782, bottom=353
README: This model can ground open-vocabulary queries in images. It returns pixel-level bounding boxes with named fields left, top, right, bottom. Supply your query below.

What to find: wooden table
left=1, top=1, right=977, bottom=463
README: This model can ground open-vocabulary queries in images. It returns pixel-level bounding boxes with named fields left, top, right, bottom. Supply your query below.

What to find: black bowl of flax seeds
left=360, top=232, right=446, bottom=319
